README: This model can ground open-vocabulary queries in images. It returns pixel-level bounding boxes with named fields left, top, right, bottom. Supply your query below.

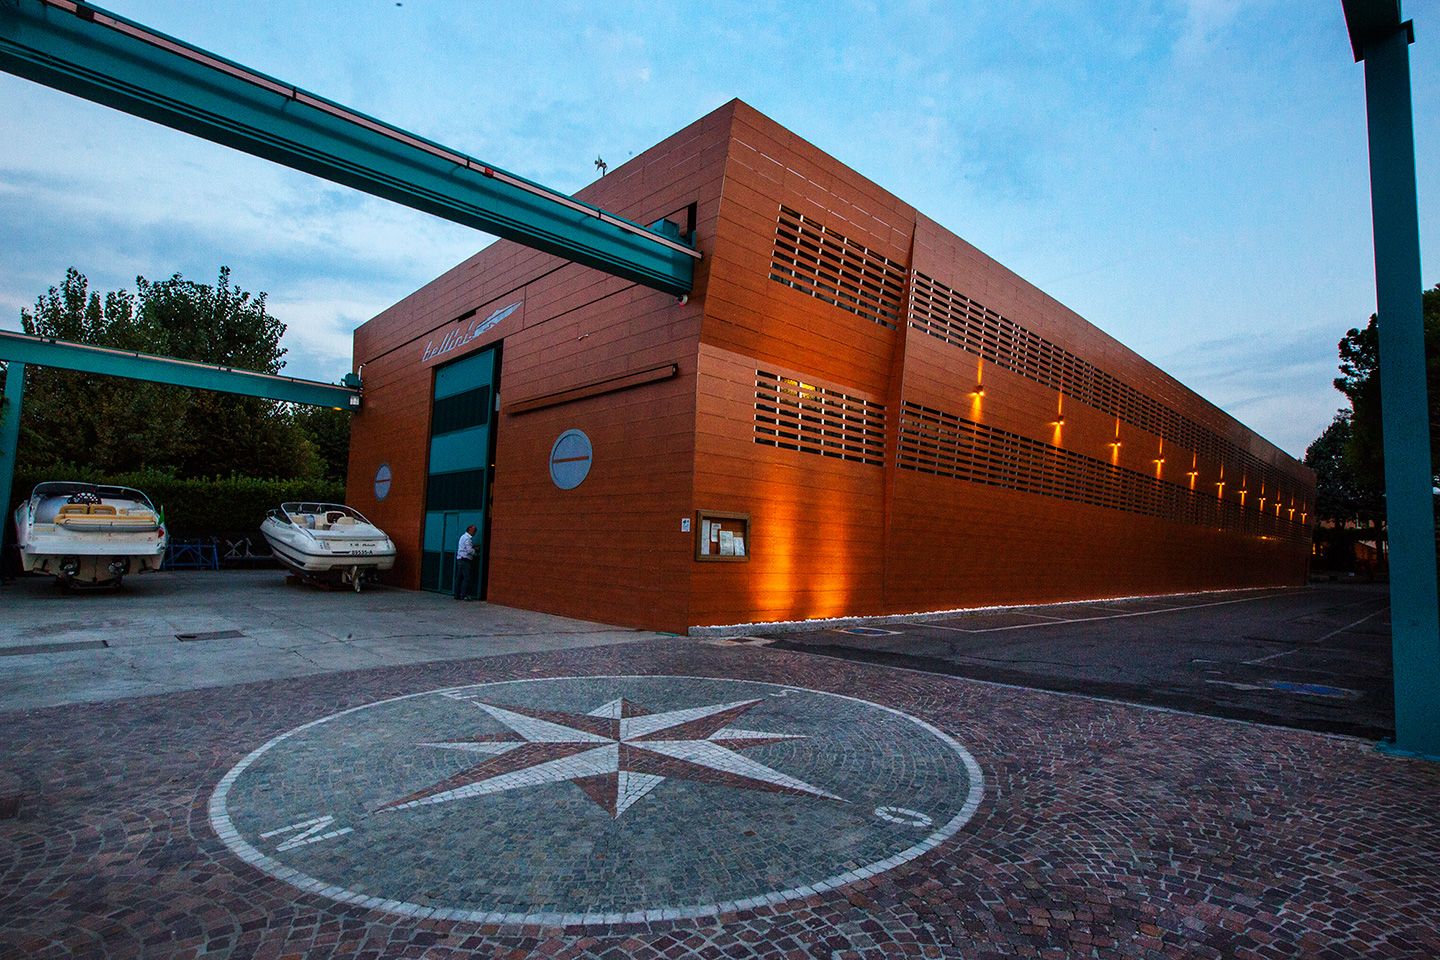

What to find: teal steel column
left=0, top=362, right=26, bottom=586
left=1357, top=21, right=1440, bottom=756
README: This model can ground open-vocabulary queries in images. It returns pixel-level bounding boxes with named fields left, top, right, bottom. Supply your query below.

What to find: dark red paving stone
left=1, top=638, right=1438, bottom=958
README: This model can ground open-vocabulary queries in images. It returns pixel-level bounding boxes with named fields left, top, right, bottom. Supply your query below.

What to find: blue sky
left=1, top=0, right=1435, bottom=459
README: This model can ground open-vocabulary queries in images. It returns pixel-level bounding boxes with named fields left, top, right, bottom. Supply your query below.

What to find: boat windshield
left=279, top=503, right=375, bottom=528
left=32, top=482, right=156, bottom=509
left=29, top=482, right=158, bottom=524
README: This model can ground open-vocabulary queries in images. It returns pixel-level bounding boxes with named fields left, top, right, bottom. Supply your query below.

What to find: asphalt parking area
left=757, top=583, right=1394, bottom=740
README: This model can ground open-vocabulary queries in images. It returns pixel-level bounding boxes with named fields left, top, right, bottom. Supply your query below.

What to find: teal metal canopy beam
left=0, top=330, right=360, bottom=408
left=1343, top=0, right=1440, bottom=758
left=0, top=0, right=699, bottom=296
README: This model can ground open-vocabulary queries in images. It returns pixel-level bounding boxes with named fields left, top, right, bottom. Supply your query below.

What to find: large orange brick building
left=347, top=100, right=1314, bottom=633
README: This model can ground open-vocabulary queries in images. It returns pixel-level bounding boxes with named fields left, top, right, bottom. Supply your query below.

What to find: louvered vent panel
left=908, top=272, right=1309, bottom=514
left=897, top=401, right=1309, bottom=542
left=754, top=370, right=886, bottom=466
left=769, top=206, right=906, bottom=329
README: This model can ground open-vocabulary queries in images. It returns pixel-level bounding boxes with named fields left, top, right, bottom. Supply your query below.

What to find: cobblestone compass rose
left=211, top=676, right=984, bottom=926
left=376, top=695, right=843, bottom=818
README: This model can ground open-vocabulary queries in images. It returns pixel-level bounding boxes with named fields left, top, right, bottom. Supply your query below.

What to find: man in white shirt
left=454, top=524, right=477, bottom=600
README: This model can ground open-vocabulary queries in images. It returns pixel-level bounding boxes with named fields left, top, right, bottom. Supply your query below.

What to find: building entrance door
left=420, top=346, right=498, bottom=595
left=436, top=511, right=460, bottom=594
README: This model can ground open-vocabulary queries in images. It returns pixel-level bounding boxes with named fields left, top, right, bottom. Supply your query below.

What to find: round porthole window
left=374, top=463, right=392, bottom=501
left=549, top=430, right=593, bottom=490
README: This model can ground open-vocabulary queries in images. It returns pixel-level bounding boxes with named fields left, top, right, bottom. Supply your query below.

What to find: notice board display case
left=695, top=511, right=750, bottom=562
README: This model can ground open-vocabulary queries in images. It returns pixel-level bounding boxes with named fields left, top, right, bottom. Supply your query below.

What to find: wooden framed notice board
left=695, top=510, right=750, bottom=562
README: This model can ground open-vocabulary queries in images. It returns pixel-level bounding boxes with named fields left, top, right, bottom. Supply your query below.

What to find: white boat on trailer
left=260, top=502, right=395, bottom=592
left=13, top=481, right=168, bottom=588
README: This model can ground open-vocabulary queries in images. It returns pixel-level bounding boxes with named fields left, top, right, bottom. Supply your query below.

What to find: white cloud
left=1, top=0, right=1432, bottom=468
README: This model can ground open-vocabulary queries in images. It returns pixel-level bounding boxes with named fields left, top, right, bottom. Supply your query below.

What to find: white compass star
left=376, top=695, right=844, bottom=818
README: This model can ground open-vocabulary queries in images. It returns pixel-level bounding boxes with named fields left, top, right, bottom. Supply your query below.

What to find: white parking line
left=925, top=612, right=1070, bottom=634
left=1309, top=606, right=1389, bottom=645
left=1244, top=648, right=1297, bottom=665
left=917, top=590, right=1308, bottom=635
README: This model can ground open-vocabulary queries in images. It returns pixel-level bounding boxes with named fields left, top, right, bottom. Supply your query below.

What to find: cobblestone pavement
left=3, top=637, right=1438, bottom=959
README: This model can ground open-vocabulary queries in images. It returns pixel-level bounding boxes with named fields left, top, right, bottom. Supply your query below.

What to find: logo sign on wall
left=421, top=300, right=521, bottom=363
left=549, top=429, right=593, bottom=490
left=373, top=463, right=392, bottom=501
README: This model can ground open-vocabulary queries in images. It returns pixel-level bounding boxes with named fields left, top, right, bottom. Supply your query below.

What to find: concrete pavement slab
left=0, top=571, right=658, bottom=710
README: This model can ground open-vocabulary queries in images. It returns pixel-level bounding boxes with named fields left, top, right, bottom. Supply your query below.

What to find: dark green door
left=421, top=346, right=497, bottom=594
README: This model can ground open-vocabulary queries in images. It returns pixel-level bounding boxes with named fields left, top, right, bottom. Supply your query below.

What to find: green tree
left=293, top=404, right=352, bottom=483
left=15, top=267, right=338, bottom=480
left=1304, top=411, right=1378, bottom=525
left=16, top=268, right=174, bottom=471
left=1331, top=283, right=1440, bottom=500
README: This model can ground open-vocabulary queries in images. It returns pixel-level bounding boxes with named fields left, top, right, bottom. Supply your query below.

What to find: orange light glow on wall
left=805, top=484, right=854, bottom=620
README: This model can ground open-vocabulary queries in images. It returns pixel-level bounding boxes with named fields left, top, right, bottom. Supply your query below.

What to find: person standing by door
left=454, top=523, right=477, bottom=601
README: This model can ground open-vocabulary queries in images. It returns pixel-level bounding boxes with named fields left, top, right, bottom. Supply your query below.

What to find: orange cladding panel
left=351, top=99, right=1314, bottom=632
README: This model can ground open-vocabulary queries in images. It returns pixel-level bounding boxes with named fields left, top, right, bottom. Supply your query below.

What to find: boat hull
left=14, top=488, right=167, bottom=587
left=260, top=520, right=396, bottom=577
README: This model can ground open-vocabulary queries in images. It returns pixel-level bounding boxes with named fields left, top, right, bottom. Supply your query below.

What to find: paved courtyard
left=0, top=571, right=653, bottom=710
left=2, top=575, right=1439, bottom=958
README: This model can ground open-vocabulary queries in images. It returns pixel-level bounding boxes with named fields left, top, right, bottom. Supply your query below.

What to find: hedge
left=7, top=468, right=345, bottom=538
